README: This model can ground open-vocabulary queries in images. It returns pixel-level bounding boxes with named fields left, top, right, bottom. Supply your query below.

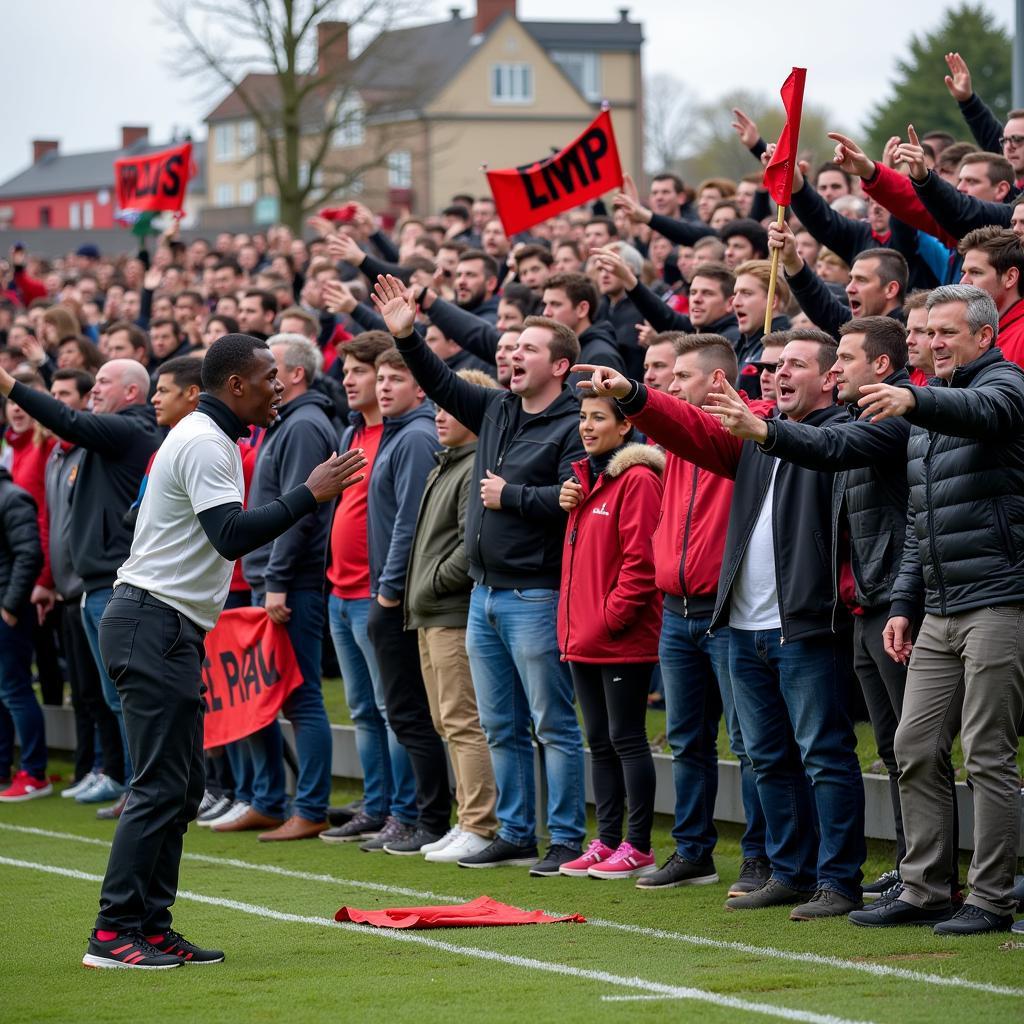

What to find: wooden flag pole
left=763, top=204, right=787, bottom=335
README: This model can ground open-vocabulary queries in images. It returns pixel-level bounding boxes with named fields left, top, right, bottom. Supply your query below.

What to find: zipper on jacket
left=829, top=476, right=841, bottom=636
left=560, top=466, right=591, bottom=659
left=678, top=466, right=699, bottom=617
left=769, top=467, right=786, bottom=645
left=923, top=435, right=947, bottom=615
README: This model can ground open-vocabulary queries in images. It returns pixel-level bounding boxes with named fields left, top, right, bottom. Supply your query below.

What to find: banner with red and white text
left=486, top=110, right=623, bottom=236
left=114, top=141, right=193, bottom=215
left=201, top=607, right=304, bottom=748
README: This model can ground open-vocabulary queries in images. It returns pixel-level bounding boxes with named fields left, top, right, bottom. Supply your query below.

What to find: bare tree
left=644, top=72, right=701, bottom=174
left=160, top=0, right=424, bottom=231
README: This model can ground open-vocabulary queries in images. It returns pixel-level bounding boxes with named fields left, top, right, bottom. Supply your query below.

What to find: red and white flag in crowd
left=763, top=68, right=807, bottom=207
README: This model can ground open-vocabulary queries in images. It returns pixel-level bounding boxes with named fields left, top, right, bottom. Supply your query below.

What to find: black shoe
left=1011, top=918, right=1024, bottom=935
left=148, top=929, right=225, bottom=964
left=384, top=827, right=447, bottom=856
left=848, top=898, right=955, bottom=928
left=359, top=816, right=414, bottom=852
left=862, top=869, right=900, bottom=901
left=635, top=852, right=719, bottom=890
left=728, top=857, right=771, bottom=897
left=327, top=799, right=365, bottom=828
left=320, top=811, right=387, bottom=844
left=790, top=889, right=864, bottom=921
left=725, top=878, right=815, bottom=911
left=82, top=930, right=183, bottom=970
left=458, top=836, right=539, bottom=869
left=933, top=904, right=1014, bottom=936
left=529, top=843, right=583, bottom=877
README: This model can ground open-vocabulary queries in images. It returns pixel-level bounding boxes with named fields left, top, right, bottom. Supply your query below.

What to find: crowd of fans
left=1, top=49, right=1023, bottom=936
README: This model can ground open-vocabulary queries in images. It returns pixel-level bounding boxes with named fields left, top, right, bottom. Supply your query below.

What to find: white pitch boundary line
left=2, top=822, right=1021, bottom=1000
left=0, top=854, right=876, bottom=1024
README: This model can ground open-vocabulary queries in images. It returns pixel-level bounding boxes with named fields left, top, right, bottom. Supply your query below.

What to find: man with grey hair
left=0, top=358, right=162, bottom=817
left=831, top=195, right=868, bottom=221
left=851, top=284, right=1024, bottom=935
left=593, top=240, right=645, bottom=376
left=228, top=332, right=339, bottom=841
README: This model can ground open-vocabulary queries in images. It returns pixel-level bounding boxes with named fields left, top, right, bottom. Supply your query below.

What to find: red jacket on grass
left=558, top=442, right=665, bottom=663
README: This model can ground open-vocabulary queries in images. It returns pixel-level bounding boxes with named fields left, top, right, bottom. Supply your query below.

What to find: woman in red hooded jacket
left=556, top=394, right=664, bottom=880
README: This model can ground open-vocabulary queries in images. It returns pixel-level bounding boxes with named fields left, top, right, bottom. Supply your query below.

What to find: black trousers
left=570, top=661, right=656, bottom=851
left=854, top=605, right=958, bottom=887
left=34, top=607, right=65, bottom=706
left=366, top=600, right=451, bottom=834
left=95, top=587, right=206, bottom=934
left=60, top=600, right=124, bottom=782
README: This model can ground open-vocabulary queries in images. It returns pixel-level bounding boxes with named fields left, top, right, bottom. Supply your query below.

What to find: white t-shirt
left=118, top=410, right=244, bottom=631
left=729, top=459, right=783, bottom=631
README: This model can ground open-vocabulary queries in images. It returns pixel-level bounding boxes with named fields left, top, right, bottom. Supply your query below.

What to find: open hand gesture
left=304, top=449, right=367, bottom=503
left=322, top=279, right=357, bottom=315
left=943, top=52, right=973, bottom=103
left=731, top=108, right=760, bottom=149
left=702, top=377, right=768, bottom=441
left=858, top=381, right=917, bottom=422
left=327, top=231, right=366, bottom=267
left=612, top=190, right=652, bottom=226
left=371, top=274, right=417, bottom=337
left=589, top=245, right=638, bottom=289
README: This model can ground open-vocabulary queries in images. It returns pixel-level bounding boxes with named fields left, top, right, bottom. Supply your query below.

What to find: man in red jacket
left=957, top=226, right=1024, bottom=367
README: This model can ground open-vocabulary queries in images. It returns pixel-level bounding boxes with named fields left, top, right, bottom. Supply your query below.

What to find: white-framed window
left=238, top=180, right=257, bottom=204
left=332, top=93, right=365, bottom=148
left=549, top=51, right=600, bottom=102
left=214, top=123, right=235, bottom=162
left=69, top=203, right=81, bottom=230
left=237, top=119, right=257, bottom=157
left=388, top=150, right=412, bottom=189
left=215, top=183, right=235, bottom=207
left=82, top=201, right=93, bottom=229
left=491, top=63, right=533, bottom=104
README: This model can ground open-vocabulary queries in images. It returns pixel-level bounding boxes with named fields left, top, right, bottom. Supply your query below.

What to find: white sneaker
left=195, top=795, right=234, bottom=826
left=196, top=790, right=217, bottom=817
left=425, top=830, right=492, bottom=863
left=62, top=771, right=99, bottom=798
left=420, top=826, right=461, bottom=855
left=205, top=801, right=249, bottom=828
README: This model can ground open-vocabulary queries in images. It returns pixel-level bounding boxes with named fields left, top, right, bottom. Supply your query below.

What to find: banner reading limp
left=487, top=110, right=623, bottom=236
left=201, top=607, right=304, bottom=748
left=114, top=141, right=193, bottom=215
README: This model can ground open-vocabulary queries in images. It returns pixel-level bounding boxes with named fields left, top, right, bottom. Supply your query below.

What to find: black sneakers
left=148, top=930, right=225, bottom=964
left=790, top=889, right=863, bottom=921
left=848, top=898, right=955, bottom=928
left=384, top=827, right=447, bottom=856
left=359, top=817, right=415, bottom=852
left=932, top=904, right=1014, bottom=936
left=458, top=836, right=539, bottom=868
left=529, top=844, right=583, bottom=877
left=862, top=869, right=900, bottom=901
left=82, top=930, right=183, bottom=970
left=320, top=811, right=386, bottom=844
left=725, top=878, right=815, bottom=911
left=635, top=852, right=719, bottom=890
left=728, top=857, right=771, bottom=897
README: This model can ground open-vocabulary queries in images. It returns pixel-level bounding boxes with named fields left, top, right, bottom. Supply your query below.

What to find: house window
left=237, top=119, right=257, bottom=157
left=39, top=206, right=51, bottom=228
left=214, top=123, right=235, bottom=162
left=549, top=51, right=600, bottom=102
left=332, top=93, right=365, bottom=148
left=491, top=63, right=533, bottom=104
left=215, top=183, right=235, bottom=207
left=82, top=202, right=94, bottom=229
left=238, top=180, right=257, bottom=204
left=69, top=203, right=81, bottom=230
left=388, top=150, right=412, bottom=189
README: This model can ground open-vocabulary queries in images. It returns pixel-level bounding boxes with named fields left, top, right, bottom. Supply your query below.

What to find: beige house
left=202, top=0, right=643, bottom=225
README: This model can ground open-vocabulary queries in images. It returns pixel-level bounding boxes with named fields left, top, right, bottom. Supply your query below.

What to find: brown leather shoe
left=258, top=815, right=329, bottom=842
left=212, top=808, right=286, bottom=833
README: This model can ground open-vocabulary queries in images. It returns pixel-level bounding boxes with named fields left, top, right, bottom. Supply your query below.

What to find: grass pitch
left=2, top=759, right=1021, bottom=1024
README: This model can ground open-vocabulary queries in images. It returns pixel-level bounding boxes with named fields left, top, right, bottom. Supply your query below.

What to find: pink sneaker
left=587, top=841, right=656, bottom=879
left=0, top=770, right=53, bottom=802
left=558, top=839, right=615, bottom=877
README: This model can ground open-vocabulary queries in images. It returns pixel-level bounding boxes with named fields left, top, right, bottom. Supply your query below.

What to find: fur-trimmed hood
left=604, top=442, right=665, bottom=479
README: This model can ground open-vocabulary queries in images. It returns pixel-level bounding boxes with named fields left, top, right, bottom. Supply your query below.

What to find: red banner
left=763, top=69, right=807, bottom=207
left=201, top=607, right=304, bottom=748
left=114, top=141, right=193, bottom=214
left=486, top=110, right=623, bottom=236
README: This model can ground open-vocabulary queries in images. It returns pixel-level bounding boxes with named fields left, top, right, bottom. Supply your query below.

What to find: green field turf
left=2, top=758, right=1022, bottom=1024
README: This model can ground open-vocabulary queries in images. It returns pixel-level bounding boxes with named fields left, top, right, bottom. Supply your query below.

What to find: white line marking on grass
left=2, top=823, right=1021, bottom=999
left=0, top=855, right=875, bottom=1024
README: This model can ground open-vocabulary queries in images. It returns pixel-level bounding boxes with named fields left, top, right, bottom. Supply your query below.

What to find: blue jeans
left=729, top=628, right=866, bottom=899
left=327, top=595, right=417, bottom=823
left=0, top=611, right=47, bottom=778
left=660, top=610, right=767, bottom=863
left=466, top=586, right=585, bottom=848
left=242, top=590, right=332, bottom=822
left=81, top=588, right=131, bottom=780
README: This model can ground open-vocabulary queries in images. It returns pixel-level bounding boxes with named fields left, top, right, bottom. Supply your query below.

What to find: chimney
left=317, top=21, right=349, bottom=75
left=32, top=139, right=59, bottom=163
left=475, top=0, right=516, bottom=35
left=618, top=7, right=631, bottom=20
left=450, top=6, right=462, bottom=19
left=121, top=125, right=149, bottom=149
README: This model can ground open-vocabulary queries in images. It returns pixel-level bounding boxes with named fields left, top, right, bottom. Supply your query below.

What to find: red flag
left=487, top=110, right=623, bottom=236
left=200, top=607, right=304, bottom=748
left=762, top=69, right=807, bottom=206
left=336, top=895, right=586, bottom=929
left=114, top=141, right=192, bottom=214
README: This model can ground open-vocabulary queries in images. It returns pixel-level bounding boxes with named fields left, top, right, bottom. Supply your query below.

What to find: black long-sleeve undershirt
left=196, top=485, right=318, bottom=561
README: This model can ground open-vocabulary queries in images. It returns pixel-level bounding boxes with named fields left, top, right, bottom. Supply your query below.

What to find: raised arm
left=423, top=292, right=501, bottom=362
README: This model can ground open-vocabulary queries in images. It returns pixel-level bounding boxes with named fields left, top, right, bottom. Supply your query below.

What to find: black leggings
left=570, top=662, right=655, bottom=851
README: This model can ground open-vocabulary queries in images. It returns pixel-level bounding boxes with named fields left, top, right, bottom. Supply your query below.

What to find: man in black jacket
left=849, top=285, right=1024, bottom=936
left=1, top=358, right=161, bottom=811
left=0, top=467, right=47, bottom=801
left=372, top=274, right=586, bottom=877
left=542, top=273, right=624, bottom=386
left=578, top=328, right=866, bottom=919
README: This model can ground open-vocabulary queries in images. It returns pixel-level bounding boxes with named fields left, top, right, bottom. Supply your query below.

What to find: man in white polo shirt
left=71, top=334, right=366, bottom=970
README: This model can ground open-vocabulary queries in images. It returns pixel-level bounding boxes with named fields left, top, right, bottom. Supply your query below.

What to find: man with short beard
left=454, top=250, right=499, bottom=324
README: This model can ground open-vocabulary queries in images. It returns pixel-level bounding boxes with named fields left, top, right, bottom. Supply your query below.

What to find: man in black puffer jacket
left=849, top=285, right=1024, bottom=937
left=0, top=467, right=48, bottom=800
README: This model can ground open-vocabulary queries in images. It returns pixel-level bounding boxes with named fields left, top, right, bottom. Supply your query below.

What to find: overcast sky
left=0, top=0, right=1016, bottom=183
